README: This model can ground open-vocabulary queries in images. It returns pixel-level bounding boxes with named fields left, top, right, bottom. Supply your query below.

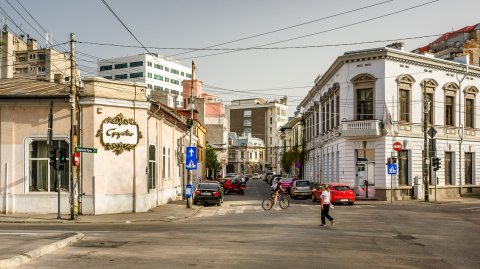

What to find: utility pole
left=69, top=33, right=78, bottom=220
left=187, top=61, right=195, bottom=208
left=423, top=82, right=430, bottom=202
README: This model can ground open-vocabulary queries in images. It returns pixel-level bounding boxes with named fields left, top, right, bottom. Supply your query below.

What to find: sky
left=2, top=0, right=480, bottom=116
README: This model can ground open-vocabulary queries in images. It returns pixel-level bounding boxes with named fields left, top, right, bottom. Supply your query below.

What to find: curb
left=0, top=232, right=84, bottom=269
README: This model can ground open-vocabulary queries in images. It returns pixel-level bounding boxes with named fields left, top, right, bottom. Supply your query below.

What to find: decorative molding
left=464, top=85, right=479, bottom=94
left=396, top=74, right=416, bottom=85
left=96, top=113, right=143, bottom=155
left=351, top=73, right=377, bottom=83
left=421, top=78, right=439, bottom=88
left=443, top=82, right=459, bottom=92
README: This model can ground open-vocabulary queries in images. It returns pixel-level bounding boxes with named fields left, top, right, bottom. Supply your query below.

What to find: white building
left=228, top=132, right=266, bottom=174
left=300, top=45, right=480, bottom=201
left=97, top=53, right=193, bottom=107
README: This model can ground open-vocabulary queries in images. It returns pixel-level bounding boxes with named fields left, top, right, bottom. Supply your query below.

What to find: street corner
left=0, top=232, right=84, bottom=269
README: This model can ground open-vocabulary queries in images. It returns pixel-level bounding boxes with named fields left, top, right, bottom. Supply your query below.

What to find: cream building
left=0, top=77, right=188, bottom=215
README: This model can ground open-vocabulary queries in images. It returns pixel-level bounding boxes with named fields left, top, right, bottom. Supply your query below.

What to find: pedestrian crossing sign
left=387, top=164, right=397, bottom=175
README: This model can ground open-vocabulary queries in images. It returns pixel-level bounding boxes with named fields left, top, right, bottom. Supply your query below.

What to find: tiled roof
left=0, top=78, right=69, bottom=97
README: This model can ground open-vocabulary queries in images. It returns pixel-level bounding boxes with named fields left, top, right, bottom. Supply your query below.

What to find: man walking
left=320, top=184, right=335, bottom=227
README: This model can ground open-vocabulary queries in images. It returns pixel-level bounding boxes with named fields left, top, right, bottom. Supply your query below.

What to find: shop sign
left=96, top=113, right=143, bottom=155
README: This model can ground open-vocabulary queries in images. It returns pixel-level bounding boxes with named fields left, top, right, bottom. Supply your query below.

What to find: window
left=154, top=64, right=163, bottom=70
left=29, top=140, right=69, bottom=192
left=244, top=110, right=252, bottom=117
left=335, top=94, right=340, bottom=127
left=37, top=67, right=46, bottom=73
left=114, top=74, right=128, bottom=80
left=326, top=102, right=330, bottom=130
left=330, top=98, right=334, bottom=129
left=162, top=147, right=166, bottom=179
left=147, top=84, right=153, bottom=89
left=154, top=85, right=163, bottom=91
left=129, top=61, right=143, bottom=67
left=147, top=61, right=152, bottom=67
left=398, top=150, right=409, bottom=186
left=103, top=76, right=112, bottom=79
left=186, top=73, right=192, bottom=78
left=114, top=63, right=128, bottom=69
left=100, top=65, right=112, bottom=71
left=130, top=72, right=143, bottom=78
left=244, top=127, right=251, bottom=134
left=356, top=88, right=374, bottom=120
left=154, top=74, right=163, bottom=81
left=165, top=78, right=170, bottom=83
left=465, top=98, right=474, bottom=128
left=445, top=96, right=455, bottom=126
left=445, top=152, right=454, bottom=185
left=244, top=119, right=251, bottom=126
left=399, top=89, right=410, bottom=122
left=465, top=153, right=473, bottom=185
left=170, top=68, right=179, bottom=75
left=171, top=90, right=180, bottom=95
left=18, top=56, right=26, bottom=62
left=170, top=79, right=180, bottom=85
left=148, top=145, right=156, bottom=189
left=165, top=67, right=170, bottom=72
left=168, top=148, right=171, bottom=178
left=181, top=72, right=185, bottom=76
left=240, top=151, right=244, bottom=159
left=269, top=117, right=273, bottom=125
left=37, top=54, right=46, bottom=61
left=147, top=72, right=153, bottom=78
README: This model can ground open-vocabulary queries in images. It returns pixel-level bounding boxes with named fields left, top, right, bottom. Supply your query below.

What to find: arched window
left=443, top=82, right=459, bottom=126
left=396, top=74, right=415, bottom=123
left=464, top=86, right=478, bottom=128
left=421, top=79, right=438, bottom=125
left=352, top=74, right=376, bottom=120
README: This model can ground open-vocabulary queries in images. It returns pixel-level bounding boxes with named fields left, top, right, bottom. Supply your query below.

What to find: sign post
left=390, top=142, right=402, bottom=203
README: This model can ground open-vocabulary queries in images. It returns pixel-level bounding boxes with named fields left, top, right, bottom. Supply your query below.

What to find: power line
left=177, top=0, right=440, bottom=60
left=166, top=0, right=396, bottom=58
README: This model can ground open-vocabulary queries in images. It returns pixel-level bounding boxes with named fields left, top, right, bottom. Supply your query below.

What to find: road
left=1, top=179, right=479, bottom=269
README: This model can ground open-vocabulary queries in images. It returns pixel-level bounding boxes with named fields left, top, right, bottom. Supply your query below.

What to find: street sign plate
left=387, top=164, right=397, bottom=175
left=186, top=146, right=197, bottom=170
left=76, top=147, right=97, bottom=153
left=393, top=142, right=402, bottom=152
left=428, top=127, right=437, bottom=138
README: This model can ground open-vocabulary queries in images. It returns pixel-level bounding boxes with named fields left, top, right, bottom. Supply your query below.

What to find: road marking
left=217, top=208, right=228, bottom=215
left=235, top=206, right=246, bottom=214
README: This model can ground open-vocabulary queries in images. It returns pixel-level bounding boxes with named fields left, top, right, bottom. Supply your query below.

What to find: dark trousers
left=321, top=204, right=334, bottom=224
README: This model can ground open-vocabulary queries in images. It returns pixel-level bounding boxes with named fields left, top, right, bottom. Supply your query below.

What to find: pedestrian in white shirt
left=320, top=184, right=335, bottom=227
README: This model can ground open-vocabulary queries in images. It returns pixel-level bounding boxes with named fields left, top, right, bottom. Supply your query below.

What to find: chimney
left=27, top=38, right=38, bottom=51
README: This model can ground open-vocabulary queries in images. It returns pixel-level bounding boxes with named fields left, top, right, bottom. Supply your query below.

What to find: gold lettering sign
left=96, top=113, right=143, bottom=155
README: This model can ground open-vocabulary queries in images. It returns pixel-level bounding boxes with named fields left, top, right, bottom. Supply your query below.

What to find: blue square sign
left=387, top=164, right=397, bottom=175
left=186, top=146, right=197, bottom=170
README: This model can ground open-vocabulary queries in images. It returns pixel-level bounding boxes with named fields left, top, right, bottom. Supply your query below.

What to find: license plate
left=340, top=199, right=348, bottom=202
left=201, top=192, right=211, bottom=196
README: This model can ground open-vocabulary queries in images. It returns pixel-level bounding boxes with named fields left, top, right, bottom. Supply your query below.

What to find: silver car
left=290, top=180, right=312, bottom=199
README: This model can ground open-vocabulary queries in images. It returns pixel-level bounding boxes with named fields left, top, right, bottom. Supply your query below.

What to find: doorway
left=355, top=162, right=375, bottom=198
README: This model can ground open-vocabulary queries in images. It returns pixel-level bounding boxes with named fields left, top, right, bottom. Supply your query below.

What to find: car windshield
left=197, top=184, right=218, bottom=190
left=334, top=186, right=350, bottom=191
left=296, top=181, right=310, bottom=187
left=282, top=178, right=293, bottom=183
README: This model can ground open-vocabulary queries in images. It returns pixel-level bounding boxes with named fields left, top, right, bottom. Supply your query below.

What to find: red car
left=312, top=183, right=355, bottom=205
left=280, top=177, right=298, bottom=193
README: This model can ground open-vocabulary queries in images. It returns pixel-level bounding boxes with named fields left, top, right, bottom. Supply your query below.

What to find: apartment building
left=413, top=23, right=480, bottom=66
left=97, top=53, right=193, bottom=107
left=279, top=115, right=304, bottom=177
left=0, top=31, right=73, bottom=83
left=228, top=98, right=288, bottom=173
left=227, top=132, right=265, bottom=174
left=300, top=45, right=480, bottom=201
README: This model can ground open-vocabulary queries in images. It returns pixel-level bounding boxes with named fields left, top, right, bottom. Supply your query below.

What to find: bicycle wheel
left=262, top=198, right=274, bottom=210
left=279, top=196, right=290, bottom=209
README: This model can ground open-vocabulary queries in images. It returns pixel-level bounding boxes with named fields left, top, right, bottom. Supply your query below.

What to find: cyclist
left=271, top=177, right=285, bottom=208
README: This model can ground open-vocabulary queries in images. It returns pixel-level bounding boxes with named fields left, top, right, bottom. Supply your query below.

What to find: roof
left=0, top=78, right=70, bottom=98
left=415, top=23, right=480, bottom=51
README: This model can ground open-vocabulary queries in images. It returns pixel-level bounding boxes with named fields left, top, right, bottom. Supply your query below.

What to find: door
left=355, top=162, right=376, bottom=198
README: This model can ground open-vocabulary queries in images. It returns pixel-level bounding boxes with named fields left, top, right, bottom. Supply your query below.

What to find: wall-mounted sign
left=96, top=113, right=143, bottom=155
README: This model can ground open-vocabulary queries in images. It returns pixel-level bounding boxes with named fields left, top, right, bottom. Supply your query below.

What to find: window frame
left=352, top=74, right=376, bottom=121
left=148, top=144, right=156, bottom=189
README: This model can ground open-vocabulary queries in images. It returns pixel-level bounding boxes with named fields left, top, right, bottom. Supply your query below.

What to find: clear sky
left=2, top=0, right=479, bottom=116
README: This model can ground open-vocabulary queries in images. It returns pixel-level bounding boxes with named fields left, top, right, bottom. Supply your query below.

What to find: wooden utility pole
left=69, top=33, right=78, bottom=219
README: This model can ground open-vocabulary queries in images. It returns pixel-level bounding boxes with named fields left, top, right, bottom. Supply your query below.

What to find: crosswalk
left=194, top=202, right=287, bottom=218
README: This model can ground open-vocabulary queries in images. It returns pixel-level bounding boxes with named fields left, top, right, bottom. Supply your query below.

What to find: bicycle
left=262, top=192, right=290, bottom=210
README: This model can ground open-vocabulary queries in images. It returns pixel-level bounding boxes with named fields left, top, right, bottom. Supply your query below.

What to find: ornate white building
left=300, top=45, right=480, bottom=201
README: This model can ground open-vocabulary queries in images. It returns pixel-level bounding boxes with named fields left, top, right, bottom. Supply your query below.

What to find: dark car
left=193, top=182, right=223, bottom=206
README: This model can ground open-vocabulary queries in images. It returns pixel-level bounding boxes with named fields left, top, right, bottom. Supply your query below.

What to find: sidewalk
left=0, top=200, right=201, bottom=268
left=0, top=200, right=202, bottom=224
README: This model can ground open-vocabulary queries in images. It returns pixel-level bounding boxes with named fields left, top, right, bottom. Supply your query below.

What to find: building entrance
left=355, top=162, right=375, bottom=198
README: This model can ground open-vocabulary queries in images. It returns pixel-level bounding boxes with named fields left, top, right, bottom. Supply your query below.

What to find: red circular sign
left=393, top=142, right=402, bottom=152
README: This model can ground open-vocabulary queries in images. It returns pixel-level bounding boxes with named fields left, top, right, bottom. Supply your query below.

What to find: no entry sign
left=393, top=141, right=402, bottom=152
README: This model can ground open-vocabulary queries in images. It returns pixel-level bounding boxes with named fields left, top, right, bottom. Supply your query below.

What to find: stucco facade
left=0, top=77, right=188, bottom=215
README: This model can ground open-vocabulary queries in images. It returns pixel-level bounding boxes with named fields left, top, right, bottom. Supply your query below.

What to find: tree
left=206, top=145, right=221, bottom=178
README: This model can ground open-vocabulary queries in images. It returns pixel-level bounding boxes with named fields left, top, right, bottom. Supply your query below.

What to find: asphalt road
left=1, top=179, right=479, bottom=269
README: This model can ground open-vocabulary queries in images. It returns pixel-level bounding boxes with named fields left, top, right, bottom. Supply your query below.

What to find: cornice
left=79, top=97, right=151, bottom=109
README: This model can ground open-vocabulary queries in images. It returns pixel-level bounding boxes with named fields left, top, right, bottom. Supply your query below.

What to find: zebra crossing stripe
left=235, top=206, right=246, bottom=214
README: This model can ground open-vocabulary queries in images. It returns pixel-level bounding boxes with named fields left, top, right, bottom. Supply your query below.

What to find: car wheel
left=349, top=201, right=355, bottom=205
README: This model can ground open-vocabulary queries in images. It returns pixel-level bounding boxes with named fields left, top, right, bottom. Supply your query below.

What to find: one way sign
left=185, top=146, right=197, bottom=170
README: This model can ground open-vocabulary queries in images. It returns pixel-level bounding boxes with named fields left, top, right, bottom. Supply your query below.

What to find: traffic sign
left=76, top=147, right=97, bottom=154
left=428, top=127, right=437, bottom=138
left=393, top=141, right=402, bottom=152
left=387, top=164, right=398, bottom=175
left=186, top=146, right=197, bottom=170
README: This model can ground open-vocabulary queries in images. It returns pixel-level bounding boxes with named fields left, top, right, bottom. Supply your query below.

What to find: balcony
left=341, top=120, right=383, bottom=139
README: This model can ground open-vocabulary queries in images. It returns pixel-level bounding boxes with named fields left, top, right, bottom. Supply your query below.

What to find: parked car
left=252, top=173, right=260, bottom=180
left=290, top=180, right=312, bottom=199
left=223, top=177, right=247, bottom=195
left=280, top=177, right=299, bottom=193
left=193, top=182, right=224, bottom=206
left=312, top=183, right=355, bottom=205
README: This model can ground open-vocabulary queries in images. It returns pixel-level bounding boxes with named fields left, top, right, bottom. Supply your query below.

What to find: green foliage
left=206, top=145, right=221, bottom=174
left=281, top=147, right=302, bottom=174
